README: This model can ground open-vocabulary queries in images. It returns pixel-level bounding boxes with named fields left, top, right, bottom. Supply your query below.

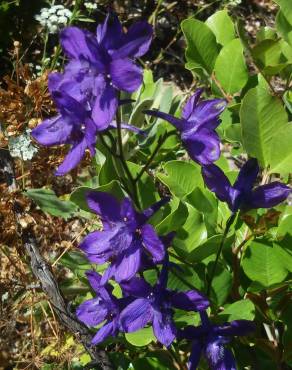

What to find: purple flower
left=60, top=12, right=152, bottom=127
left=202, top=158, right=290, bottom=212
left=145, top=89, right=226, bottom=165
left=31, top=73, right=98, bottom=176
left=79, top=191, right=169, bottom=284
left=120, top=260, right=209, bottom=347
left=180, top=311, right=255, bottom=370
left=76, top=270, right=127, bottom=344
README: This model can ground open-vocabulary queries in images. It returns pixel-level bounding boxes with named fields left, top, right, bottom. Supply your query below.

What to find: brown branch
left=0, top=148, right=113, bottom=370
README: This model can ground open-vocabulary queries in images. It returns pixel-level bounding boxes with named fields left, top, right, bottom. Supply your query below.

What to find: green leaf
left=219, top=299, right=255, bottom=321
left=70, top=180, right=124, bottom=212
left=269, top=123, right=292, bottom=174
left=252, top=39, right=283, bottom=68
left=125, top=327, right=155, bottom=347
left=276, top=10, right=292, bottom=47
left=157, top=160, right=202, bottom=199
left=25, top=188, right=77, bottom=219
left=156, top=197, right=188, bottom=234
left=129, top=98, right=154, bottom=128
left=240, top=82, right=288, bottom=167
left=206, top=10, right=236, bottom=46
left=181, top=18, right=219, bottom=73
left=274, top=0, right=292, bottom=25
left=214, top=39, right=248, bottom=94
left=242, top=240, right=288, bottom=288
left=173, top=203, right=207, bottom=254
left=208, top=262, right=232, bottom=306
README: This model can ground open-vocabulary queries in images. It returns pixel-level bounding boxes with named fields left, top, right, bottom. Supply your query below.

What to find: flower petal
left=91, top=321, right=115, bottom=345
left=85, top=191, right=121, bottom=222
left=110, top=58, right=142, bottom=93
left=100, top=264, right=115, bottom=285
left=233, top=158, right=259, bottom=194
left=171, top=290, right=209, bottom=311
left=188, top=341, right=203, bottom=370
left=60, top=26, right=105, bottom=69
left=120, top=198, right=137, bottom=224
left=140, top=197, right=170, bottom=223
left=96, top=12, right=123, bottom=50
left=113, top=21, right=153, bottom=58
left=76, top=298, right=107, bottom=326
left=141, top=224, right=165, bottom=262
left=144, top=109, right=184, bottom=130
left=214, top=320, right=256, bottom=337
left=183, top=130, right=220, bottom=165
left=79, top=230, right=113, bottom=264
left=182, top=89, right=203, bottom=120
left=246, top=182, right=290, bottom=209
left=201, top=164, right=232, bottom=205
left=92, top=82, right=118, bottom=128
left=120, top=298, right=153, bottom=332
left=152, top=310, right=176, bottom=347
left=121, top=277, right=152, bottom=298
left=31, top=115, right=72, bottom=146
left=114, top=243, right=142, bottom=282
left=187, top=99, right=227, bottom=130
left=204, top=341, right=236, bottom=370
left=55, top=138, right=88, bottom=176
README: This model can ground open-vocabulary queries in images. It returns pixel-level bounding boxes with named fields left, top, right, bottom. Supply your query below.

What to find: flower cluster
left=32, top=12, right=291, bottom=369
left=35, top=5, right=72, bottom=34
left=32, top=12, right=152, bottom=175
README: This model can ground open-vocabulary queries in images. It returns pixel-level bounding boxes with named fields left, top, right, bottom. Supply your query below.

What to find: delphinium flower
left=144, top=89, right=226, bottom=165
left=79, top=191, right=169, bottom=284
left=201, top=158, right=290, bottom=213
left=35, top=5, right=72, bottom=34
left=59, top=12, right=153, bottom=126
left=76, top=270, right=129, bottom=344
left=31, top=73, right=99, bottom=176
left=179, top=311, right=255, bottom=370
left=120, top=258, right=209, bottom=347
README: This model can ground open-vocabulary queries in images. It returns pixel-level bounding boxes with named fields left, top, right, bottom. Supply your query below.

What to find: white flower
left=9, top=129, right=38, bottom=161
left=35, top=5, right=72, bottom=34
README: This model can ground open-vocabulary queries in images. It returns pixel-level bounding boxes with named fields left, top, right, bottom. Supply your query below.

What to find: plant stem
left=115, top=103, right=140, bottom=209
left=207, top=212, right=237, bottom=296
left=134, top=130, right=176, bottom=183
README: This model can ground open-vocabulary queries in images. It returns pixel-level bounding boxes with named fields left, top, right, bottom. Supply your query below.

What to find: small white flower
left=9, top=129, right=38, bottom=161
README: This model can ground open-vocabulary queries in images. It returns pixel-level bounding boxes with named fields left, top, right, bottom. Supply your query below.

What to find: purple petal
left=152, top=310, right=176, bottom=347
left=121, top=277, right=152, bottom=298
left=55, top=138, right=88, bottom=176
left=51, top=91, right=87, bottom=121
left=85, top=270, right=102, bottom=291
left=120, top=298, right=153, bottom=332
left=109, top=121, right=146, bottom=136
left=85, top=191, right=121, bottom=222
left=144, top=110, right=184, bottom=131
left=91, top=321, right=115, bottom=345
left=114, top=243, right=142, bottom=282
left=214, top=320, right=256, bottom=337
left=233, top=158, right=259, bottom=193
left=204, top=341, right=236, bottom=370
left=120, top=198, right=137, bottom=224
left=31, top=115, right=72, bottom=146
left=100, top=264, right=115, bottom=285
left=60, top=27, right=105, bottom=69
left=182, top=90, right=203, bottom=120
left=186, top=99, right=227, bottom=130
left=201, top=164, right=232, bottom=205
left=79, top=230, right=113, bottom=264
left=113, top=21, right=153, bottom=58
left=188, top=341, right=203, bottom=370
left=48, top=72, right=63, bottom=93
left=110, top=58, right=142, bottom=93
left=92, top=82, right=118, bottom=128
left=76, top=298, right=107, bottom=326
left=183, top=130, right=220, bottom=165
left=171, top=290, right=209, bottom=311
left=141, top=224, right=165, bottom=262
left=246, top=182, right=290, bottom=209
left=96, top=13, right=123, bottom=50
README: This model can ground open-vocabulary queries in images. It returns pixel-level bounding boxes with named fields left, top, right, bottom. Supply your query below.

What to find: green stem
left=115, top=104, right=140, bottom=209
left=134, top=130, right=176, bottom=183
left=206, top=212, right=237, bottom=296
